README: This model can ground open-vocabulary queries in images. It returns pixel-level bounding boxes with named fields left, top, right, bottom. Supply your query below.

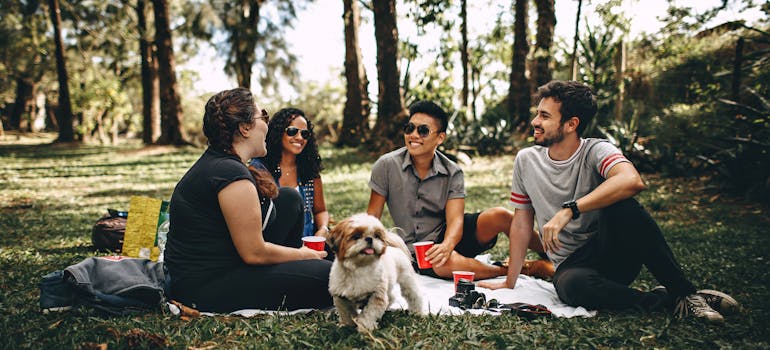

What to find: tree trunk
left=732, top=37, right=744, bottom=103
left=152, top=0, right=187, bottom=145
left=614, top=39, right=625, bottom=121
left=9, top=78, right=35, bottom=131
left=508, top=0, right=530, bottom=131
left=533, top=0, right=555, bottom=88
left=138, top=0, right=161, bottom=144
left=223, top=0, right=262, bottom=89
left=49, top=0, right=75, bottom=142
left=570, top=0, right=583, bottom=81
left=338, top=0, right=370, bottom=147
left=460, top=0, right=471, bottom=119
left=372, top=0, right=407, bottom=151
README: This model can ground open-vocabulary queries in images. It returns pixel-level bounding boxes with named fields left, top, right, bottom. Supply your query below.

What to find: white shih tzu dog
left=327, top=213, right=424, bottom=332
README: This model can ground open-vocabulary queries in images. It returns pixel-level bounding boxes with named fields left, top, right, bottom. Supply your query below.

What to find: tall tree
left=372, top=0, right=407, bottom=149
left=211, top=0, right=300, bottom=92
left=222, top=0, right=261, bottom=89
left=136, top=0, right=161, bottom=144
left=338, top=0, right=370, bottom=147
left=507, top=0, right=529, bottom=131
left=152, top=0, right=186, bottom=145
left=570, top=0, right=583, bottom=80
left=533, top=0, right=555, bottom=88
left=460, top=0, right=471, bottom=118
left=2, top=0, right=49, bottom=132
left=48, top=0, right=75, bottom=142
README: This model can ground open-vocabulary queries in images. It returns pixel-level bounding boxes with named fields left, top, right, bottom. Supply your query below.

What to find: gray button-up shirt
left=368, top=147, right=466, bottom=251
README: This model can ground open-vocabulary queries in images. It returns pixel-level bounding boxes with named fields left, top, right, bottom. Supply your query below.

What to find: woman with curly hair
left=251, top=107, right=330, bottom=238
left=165, top=89, right=332, bottom=312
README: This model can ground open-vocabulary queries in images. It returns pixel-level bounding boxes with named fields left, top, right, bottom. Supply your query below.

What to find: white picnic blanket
left=388, top=274, right=595, bottom=318
left=170, top=271, right=596, bottom=318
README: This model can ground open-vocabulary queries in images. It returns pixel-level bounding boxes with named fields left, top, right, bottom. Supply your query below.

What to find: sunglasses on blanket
left=285, top=126, right=311, bottom=139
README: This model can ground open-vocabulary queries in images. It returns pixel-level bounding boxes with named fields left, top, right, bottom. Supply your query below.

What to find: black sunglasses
left=256, top=109, right=269, bottom=123
left=285, top=126, right=311, bottom=139
left=402, top=122, right=435, bottom=137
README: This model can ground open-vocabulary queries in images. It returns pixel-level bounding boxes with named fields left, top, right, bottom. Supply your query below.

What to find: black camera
left=448, top=279, right=487, bottom=309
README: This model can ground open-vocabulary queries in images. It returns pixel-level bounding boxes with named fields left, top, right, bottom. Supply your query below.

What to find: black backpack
left=91, top=209, right=128, bottom=252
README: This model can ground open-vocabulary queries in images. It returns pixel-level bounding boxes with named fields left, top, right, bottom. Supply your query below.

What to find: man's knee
left=478, top=207, right=513, bottom=234
left=553, top=268, right=594, bottom=306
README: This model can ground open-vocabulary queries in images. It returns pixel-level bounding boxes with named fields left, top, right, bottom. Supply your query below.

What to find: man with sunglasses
left=367, top=100, right=547, bottom=280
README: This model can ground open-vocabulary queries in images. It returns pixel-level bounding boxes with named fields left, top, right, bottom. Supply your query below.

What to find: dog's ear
left=327, top=224, right=343, bottom=253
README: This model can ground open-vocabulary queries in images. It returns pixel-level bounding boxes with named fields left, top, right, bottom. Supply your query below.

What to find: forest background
left=2, top=0, right=768, bottom=200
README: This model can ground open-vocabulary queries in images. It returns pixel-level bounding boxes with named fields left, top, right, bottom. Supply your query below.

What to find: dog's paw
left=354, top=318, right=378, bottom=333
left=338, top=318, right=356, bottom=327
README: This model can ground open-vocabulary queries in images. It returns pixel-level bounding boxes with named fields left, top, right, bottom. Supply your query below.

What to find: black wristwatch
left=562, top=200, right=580, bottom=219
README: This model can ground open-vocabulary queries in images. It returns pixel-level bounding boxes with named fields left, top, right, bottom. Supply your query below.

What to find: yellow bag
left=122, top=196, right=169, bottom=261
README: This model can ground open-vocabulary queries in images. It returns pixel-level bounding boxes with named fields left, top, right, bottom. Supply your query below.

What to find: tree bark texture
left=614, top=39, right=625, bottom=121
left=152, top=0, right=187, bottom=145
left=732, top=37, right=744, bottom=103
left=49, top=0, right=75, bottom=142
left=508, top=0, right=530, bottom=131
left=339, top=0, right=370, bottom=147
left=372, top=0, right=407, bottom=149
left=9, top=78, right=34, bottom=131
left=570, top=0, right=583, bottom=81
left=223, top=0, right=263, bottom=89
left=137, top=0, right=161, bottom=144
left=460, top=0, right=471, bottom=118
left=533, top=0, right=555, bottom=88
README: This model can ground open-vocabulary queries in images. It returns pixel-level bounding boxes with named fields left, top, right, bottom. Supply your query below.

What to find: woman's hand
left=299, top=245, right=328, bottom=259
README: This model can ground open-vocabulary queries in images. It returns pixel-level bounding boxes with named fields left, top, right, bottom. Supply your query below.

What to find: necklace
left=276, top=165, right=296, bottom=177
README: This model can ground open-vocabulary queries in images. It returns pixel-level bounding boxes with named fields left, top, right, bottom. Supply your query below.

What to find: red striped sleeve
left=599, top=153, right=628, bottom=177
left=510, top=191, right=531, bottom=205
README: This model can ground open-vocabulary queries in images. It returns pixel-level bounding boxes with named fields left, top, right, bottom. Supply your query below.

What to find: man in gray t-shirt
left=480, top=80, right=739, bottom=325
left=367, top=101, right=547, bottom=280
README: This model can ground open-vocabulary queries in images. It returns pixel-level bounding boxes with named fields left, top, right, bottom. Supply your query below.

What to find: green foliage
left=0, top=137, right=768, bottom=349
left=635, top=23, right=770, bottom=201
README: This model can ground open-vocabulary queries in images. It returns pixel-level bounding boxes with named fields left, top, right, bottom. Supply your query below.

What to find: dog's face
left=329, top=214, right=388, bottom=266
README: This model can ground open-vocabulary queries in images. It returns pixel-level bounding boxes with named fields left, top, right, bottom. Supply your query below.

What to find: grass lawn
left=1, top=132, right=768, bottom=349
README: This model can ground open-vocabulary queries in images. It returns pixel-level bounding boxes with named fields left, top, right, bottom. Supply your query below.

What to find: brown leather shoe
left=520, top=259, right=554, bottom=279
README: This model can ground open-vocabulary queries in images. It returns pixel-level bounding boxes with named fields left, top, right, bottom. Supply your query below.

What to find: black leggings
left=176, top=187, right=332, bottom=312
left=552, top=198, right=696, bottom=311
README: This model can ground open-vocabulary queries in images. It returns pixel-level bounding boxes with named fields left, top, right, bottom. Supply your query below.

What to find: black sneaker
left=697, top=289, right=740, bottom=315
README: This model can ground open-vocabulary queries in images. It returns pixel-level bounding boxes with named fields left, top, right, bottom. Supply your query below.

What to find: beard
left=533, top=127, right=565, bottom=147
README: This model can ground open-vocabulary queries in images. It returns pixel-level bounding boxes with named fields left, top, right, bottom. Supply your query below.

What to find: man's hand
left=425, top=242, right=454, bottom=267
left=478, top=279, right=514, bottom=290
left=541, top=208, right=571, bottom=253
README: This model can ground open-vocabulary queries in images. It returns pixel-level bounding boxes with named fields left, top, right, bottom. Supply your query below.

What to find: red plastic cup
left=413, top=241, right=434, bottom=269
left=302, top=236, right=326, bottom=251
left=453, top=271, right=475, bottom=291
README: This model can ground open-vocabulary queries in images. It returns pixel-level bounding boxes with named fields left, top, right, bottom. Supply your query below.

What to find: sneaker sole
left=42, top=306, right=73, bottom=314
left=697, top=289, right=740, bottom=315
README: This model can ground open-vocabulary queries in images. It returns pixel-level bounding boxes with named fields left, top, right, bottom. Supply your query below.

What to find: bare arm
left=479, top=208, right=534, bottom=290
left=219, top=180, right=326, bottom=265
left=366, top=190, right=386, bottom=219
left=542, top=161, right=646, bottom=252
left=426, top=197, right=464, bottom=267
left=312, top=177, right=330, bottom=236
